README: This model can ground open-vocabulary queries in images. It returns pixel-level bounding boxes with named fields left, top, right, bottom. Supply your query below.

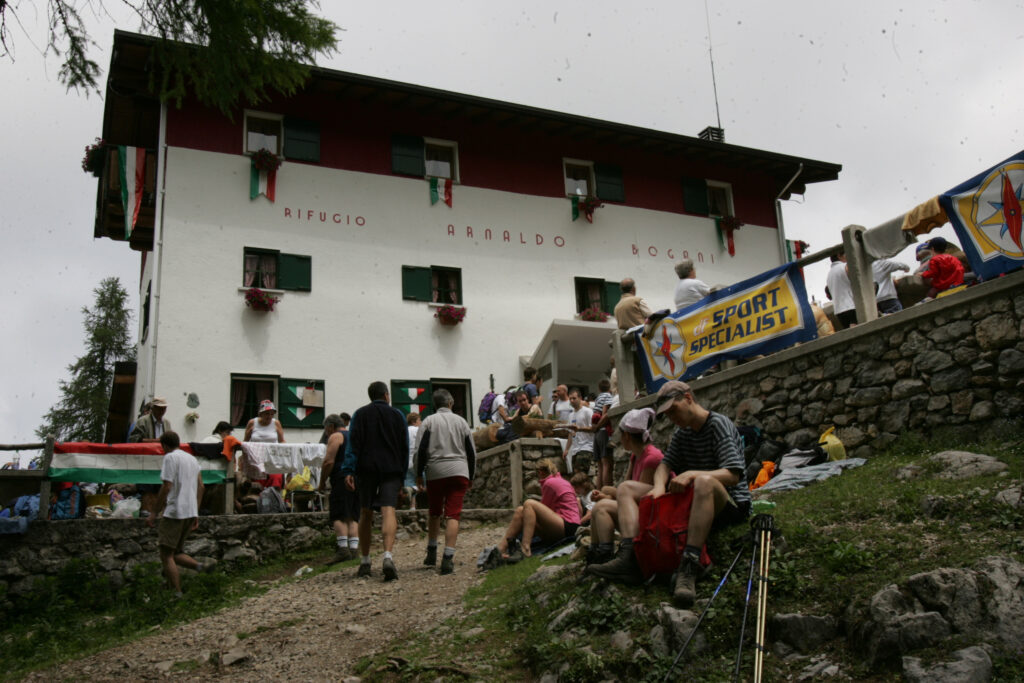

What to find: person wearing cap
left=584, top=407, right=663, bottom=565
left=244, top=399, right=286, bottom=443
left=587, top=381, right=750, bottom=608
left=919, top=235, right=964, bottom=300
left=129, top=396, right=172, bottom=443
left=913, top=242, right=934, bottom=275
left=673, top=259, right=711, bottom=311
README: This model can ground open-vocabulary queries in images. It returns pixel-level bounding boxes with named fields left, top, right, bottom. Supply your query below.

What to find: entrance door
left=431, top=378, right=473, bottom=426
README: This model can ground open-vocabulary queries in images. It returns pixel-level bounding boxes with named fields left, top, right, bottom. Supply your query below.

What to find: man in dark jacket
left=342, top=381, right=408, bottom=581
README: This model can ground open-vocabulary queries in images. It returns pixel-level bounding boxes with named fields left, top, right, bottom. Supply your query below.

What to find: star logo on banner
left=646, top=319, right=687, bottom=380
left=957, top=161, right=1024, bottom=259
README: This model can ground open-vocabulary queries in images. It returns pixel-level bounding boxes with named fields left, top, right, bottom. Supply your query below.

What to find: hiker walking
left=343, top=382, right=408, bottom=581
left=414, top=389, right=476, bottom=574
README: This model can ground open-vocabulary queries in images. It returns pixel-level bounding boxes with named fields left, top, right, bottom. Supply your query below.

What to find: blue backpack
left=50, top=485, right=85, bottom=520
left=478, top=392, right=498, bottom=423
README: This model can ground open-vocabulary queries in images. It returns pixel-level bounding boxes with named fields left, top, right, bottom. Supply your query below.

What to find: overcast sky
left=2, top=1, right=1022, bottom=449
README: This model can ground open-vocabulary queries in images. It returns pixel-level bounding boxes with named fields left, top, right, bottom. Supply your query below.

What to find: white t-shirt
left=160, top=448, right=201, bottom=520
left=567, top=406, right=595, bottom=457
left=674, top=278, right=711, bottom=310
left=551, top=399, right=573, bottom=423
left=407, top=425, right=420, bottom=468
left=826, top=261, right=855, bottom=315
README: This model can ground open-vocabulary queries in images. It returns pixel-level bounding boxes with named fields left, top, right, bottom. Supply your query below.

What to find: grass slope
left=359, top=430, right=1023, bottom=682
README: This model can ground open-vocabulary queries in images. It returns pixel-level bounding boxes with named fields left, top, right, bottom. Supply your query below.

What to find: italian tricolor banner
left=250, top=162, right=277, bottom=202
left=784, top=239, right=808, bottom=262
left=430, top=177, right=452, bottom=207
left=50, top=442, right=229, bottom=484
left=118, top=145, right=146, bottom=239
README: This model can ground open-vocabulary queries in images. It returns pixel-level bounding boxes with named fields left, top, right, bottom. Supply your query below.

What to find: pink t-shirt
left=629, top=443, right=664, bottom=482
left=541, top=472, right=581, bottom=525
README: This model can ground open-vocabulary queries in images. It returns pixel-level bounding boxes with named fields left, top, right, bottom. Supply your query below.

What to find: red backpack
left=632, top=489, right=711, bottom=578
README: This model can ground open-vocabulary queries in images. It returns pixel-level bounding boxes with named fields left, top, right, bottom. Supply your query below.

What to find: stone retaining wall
left=466, top=439, right=566, bottom=508
left=0, top=509, right=512, bottom=597
left=622, top=269, right=1024, bottom=454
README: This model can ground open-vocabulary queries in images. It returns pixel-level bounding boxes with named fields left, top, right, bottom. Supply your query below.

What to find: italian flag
left=570, top=196, right=580, bottom=221
left=50, top=442, right=229, bottom=484
left=430, top=177, right=452, bottom=207
left=785, top=239, right=807, bottom=262
left=118, top=145, right=146, bottom=239
left=250, top=162, right=277, bottom=202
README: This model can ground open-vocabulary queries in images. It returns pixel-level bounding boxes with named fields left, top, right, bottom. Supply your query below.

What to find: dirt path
left=26, top=523, right=501, bottom=682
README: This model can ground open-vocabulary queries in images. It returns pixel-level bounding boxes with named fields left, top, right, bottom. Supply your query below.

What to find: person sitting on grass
left=585, top=408, right=664, bottom=565
left=586, top=381, right=750, bottom=608
left=571, top=471, right=596, bottom=526
left=496, top=458, right=581, bottom=561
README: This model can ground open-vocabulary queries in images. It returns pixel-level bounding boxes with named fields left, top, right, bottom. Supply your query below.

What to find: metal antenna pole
left=704, top=0, right=722, bottom=129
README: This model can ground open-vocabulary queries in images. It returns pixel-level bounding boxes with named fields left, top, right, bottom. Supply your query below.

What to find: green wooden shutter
left=594, top=163, right=625, bottom=202
left=682, top=177, right=710, bottom=215
left=392, top=134, right=426, bottom=176
left=277, top=253, right=312, bottom=291
left=283, top=118, right=321, bottom=162
left=603, top=281, right=622, bottom=313
left=390, top=380, right=433, bottom=418
left=278, top=378, right=325, bottom=428
left=401, top=265, right=432, bottom=301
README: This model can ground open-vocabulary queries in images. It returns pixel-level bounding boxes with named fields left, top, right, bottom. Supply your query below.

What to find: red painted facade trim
left=166, top=92, right=782, bottom=228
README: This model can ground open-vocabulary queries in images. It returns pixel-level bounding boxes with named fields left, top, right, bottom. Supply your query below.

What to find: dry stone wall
left=629, top=269, right=1024, bottom=454
left=466, top=439, right=566, bottom=508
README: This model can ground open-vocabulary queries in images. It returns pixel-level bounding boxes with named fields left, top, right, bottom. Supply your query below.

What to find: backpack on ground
left=478, top=391, right=498, bottom=423
left=257, top=487, right=287, bottom=514
left=632, top=489, right=711, bottom=579
left=50, top=485, right=84, bottom=520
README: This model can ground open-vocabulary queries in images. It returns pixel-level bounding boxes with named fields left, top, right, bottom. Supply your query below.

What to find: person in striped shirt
left=586, top=380, right=750, bottom=607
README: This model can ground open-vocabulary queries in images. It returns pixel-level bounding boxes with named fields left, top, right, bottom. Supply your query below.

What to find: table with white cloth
left=239, top=442, right=327, bottom=510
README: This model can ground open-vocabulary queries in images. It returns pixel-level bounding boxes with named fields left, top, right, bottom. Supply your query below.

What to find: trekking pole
left=663, top=541, right=748, bottom=683
left=732, top=524, right=760, bottom=682
left=752, top=514, right=776, bottom=683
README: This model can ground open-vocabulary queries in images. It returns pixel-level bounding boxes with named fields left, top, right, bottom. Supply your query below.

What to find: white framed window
left=424, top=138, right=459, bottom=181
left=244, top=110, right=284, bottom=156
left=707, top=180, right=734, bottom=217
left=564, top=158, right=594, bottom=197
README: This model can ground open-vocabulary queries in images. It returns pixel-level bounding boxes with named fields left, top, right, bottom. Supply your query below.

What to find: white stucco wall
left=144, top=147, right=783, bottom=440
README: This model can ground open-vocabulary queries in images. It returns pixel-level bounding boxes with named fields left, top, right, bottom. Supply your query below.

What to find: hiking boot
left=585, top=543, right=644, bottom=585
left=328, top=547, right=351, bottom=565
left=356, top=562, right=372, bottom=578
left=199, top=559, right=218, bottom=574
left=440, top=556, right=454, bottom=575
left=672, top=555, right=701, bottom=607
left=505, top=549, right=525, bottom=564
left=383, top=557, right=398, bottom=582
left=423, top=545, right=437, bottom=567
left=585, top=545, right=614, bottom=566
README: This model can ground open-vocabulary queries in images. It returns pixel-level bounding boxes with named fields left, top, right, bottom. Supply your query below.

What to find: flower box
left=244, top=287, right=280, bottom=312
left=434, top=305, right=466, bottom=326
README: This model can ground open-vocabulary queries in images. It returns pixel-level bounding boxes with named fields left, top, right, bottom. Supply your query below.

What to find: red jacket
left=921, top=253, right=964, bottom=292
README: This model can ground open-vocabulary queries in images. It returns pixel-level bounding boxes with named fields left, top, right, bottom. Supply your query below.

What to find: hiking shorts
left=158, top=516, right=194, bottom=553
left=328, top=484, right=361, bottom=523
left=356, top=472, right=402, bottom=510
left=426, top=476, right=470, bottom=520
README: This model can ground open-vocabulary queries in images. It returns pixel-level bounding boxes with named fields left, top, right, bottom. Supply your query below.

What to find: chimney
left=698, top=126, right=725, bottom=142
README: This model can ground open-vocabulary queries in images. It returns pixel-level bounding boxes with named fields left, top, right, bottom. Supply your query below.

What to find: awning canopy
left=528, top=319, right=617, bottom=387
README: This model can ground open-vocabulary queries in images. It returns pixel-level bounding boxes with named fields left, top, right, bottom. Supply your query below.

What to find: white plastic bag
left=112, top=497, right=141, bottom=518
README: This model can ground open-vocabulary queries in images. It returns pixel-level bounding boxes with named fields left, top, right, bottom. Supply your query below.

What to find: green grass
left=0, top=537, right=337, bottom=680
left=359, top=430, right=1024, bottom=682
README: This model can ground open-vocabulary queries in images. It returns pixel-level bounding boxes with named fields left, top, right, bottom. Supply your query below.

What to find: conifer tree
left=36, top=277, right=136, bottom=442
left=0, top=1, right=337, bottom=115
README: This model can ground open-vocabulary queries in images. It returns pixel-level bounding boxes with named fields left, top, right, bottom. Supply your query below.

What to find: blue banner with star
left=633, top=262, right=817, bottom=392
left=938, top=149, right=1024, bottom=281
